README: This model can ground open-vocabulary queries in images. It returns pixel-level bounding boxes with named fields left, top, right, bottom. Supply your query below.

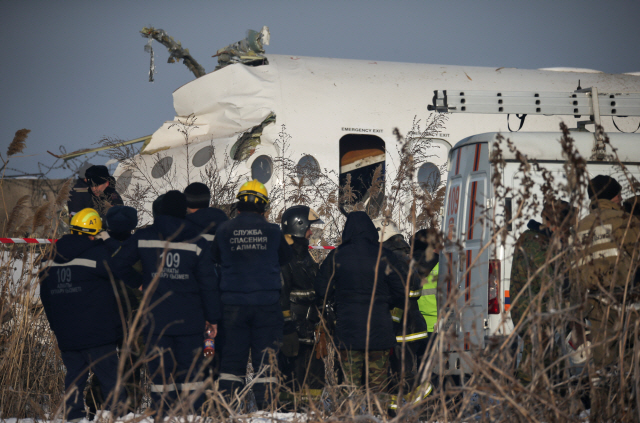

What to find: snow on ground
left=1, top=411, right=308, bottom=423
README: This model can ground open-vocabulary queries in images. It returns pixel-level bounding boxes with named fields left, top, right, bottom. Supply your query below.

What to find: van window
left=445, top=178, right=462, bottom=242
left=465, top=175, right=487, bottom=241
left=339, top=134, right=385, bottom=213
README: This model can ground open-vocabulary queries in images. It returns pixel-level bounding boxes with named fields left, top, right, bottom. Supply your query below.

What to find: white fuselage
left=113, top=54, right=640, bottom=224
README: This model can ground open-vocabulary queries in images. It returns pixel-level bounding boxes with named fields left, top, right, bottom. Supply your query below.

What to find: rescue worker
left=412, top=229, right=439, bottom=339
left=314, top=212, right=405, bottom=394
left=40, top=208, right=126, bottom=421
left=68, top=165, right=123, bottom=219
left=570, top=175, right=640, bottom=420
left=111, top=190, right=219, bottom=415
left=372, top=219, right=431, bottom=409
left=87, top=205, right=143, bottom=415
left=183, top=182, right=228, bottom=379
left=510, top=199, right=574, bottom=385
left=101, top=205, right=138, bottom=244
left=184, top=182, right=229, bottom=240
left=412, top=229, right=439, bottom=405
left=212, top=180, right=293, bottom=410
left=372, top=222, right=422, bottom=366
left=279, top=205, right=324, bottom=399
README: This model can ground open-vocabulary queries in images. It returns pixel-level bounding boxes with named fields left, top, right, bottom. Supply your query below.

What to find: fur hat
left=542, top=199, right=575, bottom=227
left=588, top=175, right=622, bottom=200
left=160, top=191, right=187, bottom=219
left=184, top=182, right=211, bottom=209
left=85, top=165, right=111, bottom=186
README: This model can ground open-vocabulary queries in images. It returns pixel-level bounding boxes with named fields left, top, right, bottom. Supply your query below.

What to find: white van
left=438, top=130, right=640, bottom=377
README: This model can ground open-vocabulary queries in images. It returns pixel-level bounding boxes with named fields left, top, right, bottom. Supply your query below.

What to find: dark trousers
left=146, top=333, right=206, bottom=414
left=279, top=342, right=325, bottom=390
left=219, top=303, right=283, bottom=409
left=390, top=336, right=429, bottom=391
left=60, top=343, right=125, bottom=420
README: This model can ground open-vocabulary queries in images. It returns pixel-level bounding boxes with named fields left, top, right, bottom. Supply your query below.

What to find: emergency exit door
left=338, top=134, right=385, bottom=215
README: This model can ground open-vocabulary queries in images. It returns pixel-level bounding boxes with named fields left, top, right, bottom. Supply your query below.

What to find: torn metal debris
left=140, top=27, right=206, bottom=80
left=230, top=113, right=276, bottom=161
left=144, top=37, right=156, bottom=82
left=213, top=26, right=270, bottom=71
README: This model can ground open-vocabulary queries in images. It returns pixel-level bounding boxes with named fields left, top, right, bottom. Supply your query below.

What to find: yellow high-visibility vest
left=417, top=263, right=438, bottom=332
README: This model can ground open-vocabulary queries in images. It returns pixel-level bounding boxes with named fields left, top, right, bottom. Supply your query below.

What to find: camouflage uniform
left=510, top=220, right=565, bottom=385
left=339, top=350, right=390, bottom=392
left=510, top=220, right=554, bottom=331
left=571, top=198, right=640, bottom=419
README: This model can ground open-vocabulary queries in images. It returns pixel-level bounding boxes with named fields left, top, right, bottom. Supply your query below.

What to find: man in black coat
left=40, top=208, right=125, bottom=421
left=314, top=212, right=405, bottom=392
left=279, top=205, right=324, bottom=396
left=88, top=205, right=143, bottom=414
left=212, top=180, right=293, bottom=410
left=183, top=182, right=228, bottom=378
left=111, top=191, right=219, bottom=415
left=184, top=182, right=229, bottom=243
left=68, top=165, right=123, bottom=219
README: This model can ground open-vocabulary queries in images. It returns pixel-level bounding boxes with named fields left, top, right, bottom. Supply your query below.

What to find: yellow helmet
left=236, top=179, right=270, bottom=205
left=70, top=208, right=102, bottom=236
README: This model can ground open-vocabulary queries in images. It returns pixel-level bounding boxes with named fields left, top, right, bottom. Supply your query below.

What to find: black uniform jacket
left=212, top=212, right=293, bottom=306
left=280, top=236, right=320, bottom=334
left=40, top=235, right=121, bottom=351
left=111, top=215, right=219, bottom=336
left=384, top=235, right=428, bottom=336
left=186, top=207, right=229, bottom=240
left=67, top=178, right=123, bottom=218
left=314, top=212, right=405, bottom=351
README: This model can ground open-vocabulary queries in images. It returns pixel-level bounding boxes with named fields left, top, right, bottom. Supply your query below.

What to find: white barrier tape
left=0, top=238, right=55, bottom=244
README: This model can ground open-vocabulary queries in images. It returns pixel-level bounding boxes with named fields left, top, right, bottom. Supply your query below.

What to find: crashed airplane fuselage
left=113, top=53, right=640, bottom=219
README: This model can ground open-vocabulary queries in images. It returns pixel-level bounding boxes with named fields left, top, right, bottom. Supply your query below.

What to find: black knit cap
left=84, top=165, right=111, bottom=186
left=160, top=190, right=187, bottom=218
left=588, top=175, right=622, bottom=200
left=184, top=182, right=211, bottom=209
left=105, top=205, right=138, bottom=241
left=412, top=229, right=429, bottom=252
left=152, top=194, right=165, bottom=219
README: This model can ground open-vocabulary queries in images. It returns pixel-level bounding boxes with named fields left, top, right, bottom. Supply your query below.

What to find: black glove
left=281, top=332, right=299, bottom=357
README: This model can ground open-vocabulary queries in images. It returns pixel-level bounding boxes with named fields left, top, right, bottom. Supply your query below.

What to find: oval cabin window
left=251, top=155, right=273, bottom=184
left=151, top=157, right=173, bottom=179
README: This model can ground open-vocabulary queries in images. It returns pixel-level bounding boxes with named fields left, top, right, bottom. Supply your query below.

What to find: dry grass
left=3, top=119, right=640, bottom=422
left=8, top=129, right=30, bottom=157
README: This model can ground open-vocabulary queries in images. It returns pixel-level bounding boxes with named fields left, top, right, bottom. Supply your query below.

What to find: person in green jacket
left=413, top=229, right=439, bottom=337
left=418, top=264, right=438, bottom=333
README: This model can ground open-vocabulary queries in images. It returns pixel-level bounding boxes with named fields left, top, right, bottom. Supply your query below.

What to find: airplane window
left=116, top=170, right=133, bottom=192
left=251, top=155, right=272, bottom=184
left=296, top=155, right=320, bottom=185
left=417, top=162, right=441, bottom=193
left=192, top=146, right=214, bottom=167
left=151, top=156, right=173, bottom=179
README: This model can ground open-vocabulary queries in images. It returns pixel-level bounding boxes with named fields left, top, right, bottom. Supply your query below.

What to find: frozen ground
left=1, top=411, right=308, bottom=423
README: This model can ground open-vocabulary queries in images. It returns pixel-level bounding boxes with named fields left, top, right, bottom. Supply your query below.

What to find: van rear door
left=440, top=142, right=490, bottom=359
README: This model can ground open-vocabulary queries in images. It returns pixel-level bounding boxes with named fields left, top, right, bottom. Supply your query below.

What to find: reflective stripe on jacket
left=418, top=263, right=438, bottom=332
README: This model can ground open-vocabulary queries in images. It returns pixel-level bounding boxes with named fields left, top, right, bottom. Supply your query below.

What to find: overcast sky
left=2, top=0, right=639, bottom=178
